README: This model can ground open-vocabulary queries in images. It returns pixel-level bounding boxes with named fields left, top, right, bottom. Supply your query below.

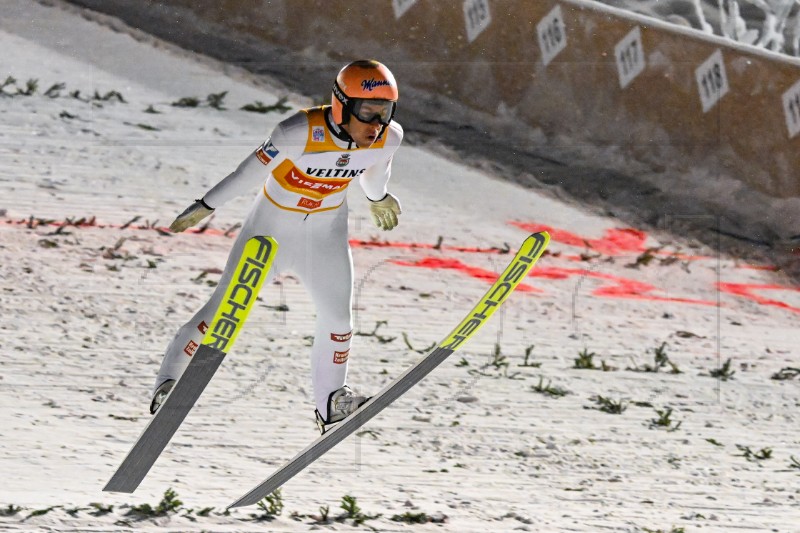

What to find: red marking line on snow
left=737, top=265, right=781, bottom=271
left=2, top=216, right=231, bottom=236
left=0, top=216, right=750, bottom=264
left=510, top=221, right=710, bottom=261
left=349, top=239, right=508, bottom=255
left=390, top=257, right=541, bottom=293
left=14, top=212, right=794, bottom=311
left=532, top=266, right=718, bottom=305
left=717, top=283, right=800, bottom=314
left=510, top=222, right=649, bottom=255
left=393, top=257, right=718, bottom=306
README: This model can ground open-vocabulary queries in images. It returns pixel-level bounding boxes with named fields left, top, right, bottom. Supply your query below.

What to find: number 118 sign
left=783, top=79, right=800, bottom=139
left=463, top=0, right=491, bottom=43
left=695, top=49, right=729, bottom=113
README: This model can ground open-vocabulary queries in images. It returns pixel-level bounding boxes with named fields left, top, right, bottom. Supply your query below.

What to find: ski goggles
left=351, top=98, right=396, bottom=125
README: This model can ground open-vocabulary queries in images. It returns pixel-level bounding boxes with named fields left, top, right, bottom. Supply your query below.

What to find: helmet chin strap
left=326, top=107, right=355, bottom=144
left=338, top=124, right=357, bottom=150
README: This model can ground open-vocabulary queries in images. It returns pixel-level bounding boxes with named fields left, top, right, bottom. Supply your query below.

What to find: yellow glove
left=369, top=193, right=401, bottom=231
left=169, top=199, right=214, bottom=232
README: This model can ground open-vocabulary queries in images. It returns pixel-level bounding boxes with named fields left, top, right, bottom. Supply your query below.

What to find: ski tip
left=526, top=231, right=550, bottom=257
left=531, top=230, right=550, bottom=243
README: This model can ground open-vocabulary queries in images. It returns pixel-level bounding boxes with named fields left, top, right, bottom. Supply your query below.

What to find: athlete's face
left=342, top=103, right=387, bottom=147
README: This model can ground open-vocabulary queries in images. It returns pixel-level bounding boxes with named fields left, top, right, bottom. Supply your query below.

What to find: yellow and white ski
left=104, top=236, right=277, bottom=493
left=229, top=231, right=549, bottom=508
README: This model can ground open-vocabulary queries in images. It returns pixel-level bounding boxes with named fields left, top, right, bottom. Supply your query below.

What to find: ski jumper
left=155, top=106, right=403, bottom=418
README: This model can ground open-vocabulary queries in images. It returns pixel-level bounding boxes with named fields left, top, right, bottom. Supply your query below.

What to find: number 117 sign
left=615, top=27, right=645, bottom=89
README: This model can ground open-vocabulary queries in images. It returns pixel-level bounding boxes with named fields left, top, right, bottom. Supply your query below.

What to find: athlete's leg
left=296, top=209, right=355, bottom=418
left=153, top=195, right=277, bottom=395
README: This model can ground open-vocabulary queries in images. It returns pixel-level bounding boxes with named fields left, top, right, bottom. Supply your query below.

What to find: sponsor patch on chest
left=305, top=167, right=365, bottom=178
left=275, top=164, right=354, bottom=197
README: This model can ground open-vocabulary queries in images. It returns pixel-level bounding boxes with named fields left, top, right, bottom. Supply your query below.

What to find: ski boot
left=149, top=379, right=175, bottom=414
left=314, top=385, right=369, bottom=434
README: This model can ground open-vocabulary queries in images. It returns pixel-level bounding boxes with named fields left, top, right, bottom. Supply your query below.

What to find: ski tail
left=103, top=235, right=277, bottom=494
left=227, top=231, right=549, bottom=508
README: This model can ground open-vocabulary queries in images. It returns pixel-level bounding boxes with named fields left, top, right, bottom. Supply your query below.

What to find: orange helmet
left=331, top=60, right=398, bottom=126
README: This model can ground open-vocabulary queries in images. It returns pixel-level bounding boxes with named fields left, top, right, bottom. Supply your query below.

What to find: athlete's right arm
left=203, top=122, right=299, bottom=208
left=169, top=116, right=303, bottom=233
left=169, top=149, right=280, bottom=233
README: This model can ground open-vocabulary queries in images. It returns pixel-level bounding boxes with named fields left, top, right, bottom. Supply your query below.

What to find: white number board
left=614, top=26, right=645, bottom=89
left=695, top=49, right=729, bottom=113
left=463, top=0, right=491, bottom=43
left=537, top=4, right=567, bottom=66
left=392, top=0, right=418, bottom=20
left=782, top=79, right=800, bottom=139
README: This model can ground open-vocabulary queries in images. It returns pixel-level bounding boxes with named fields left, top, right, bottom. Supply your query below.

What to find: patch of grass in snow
left=735, top=444, right=772, bottom=462
left=586, top=395, right=627, bottom=414
left=519, top=344, right=542, bottom=367
left=88, top=502, right=113, bottom=516
left=126, top=488, right=183, bottom=518
left=0, top=77, right=38, bottom=96
left=26, top=506, right=61, bottom=519
left=355, top=320, right=396, bottom=344
left=250, top=489, right=283, bottom=521
left=338, top=495, right=380, bottom=526
left=0, top=504, right=22, bottom=517
left=771, top=367, right=800, bottom=380
left=402, top=331, right=436, bottom=353
left=241, top=96, right=291, bottom=114
left=649, top=407, right=682, bottom=431
left=627, top=342, right=681, bottom=374
left=574, top=348, right=615, bottom=371
left=530, top=375, right=570, bottom=398
left=708, top=358, right=735, bottom=381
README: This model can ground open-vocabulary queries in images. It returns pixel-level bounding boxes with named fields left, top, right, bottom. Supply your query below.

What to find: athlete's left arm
left=358, top=122, right=403, bottom=201
left=360, top=123, right=403, bottom=230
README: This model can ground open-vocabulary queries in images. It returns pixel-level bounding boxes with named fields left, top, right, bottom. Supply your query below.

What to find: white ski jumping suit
left=155, top=105, right=403, bottom=418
